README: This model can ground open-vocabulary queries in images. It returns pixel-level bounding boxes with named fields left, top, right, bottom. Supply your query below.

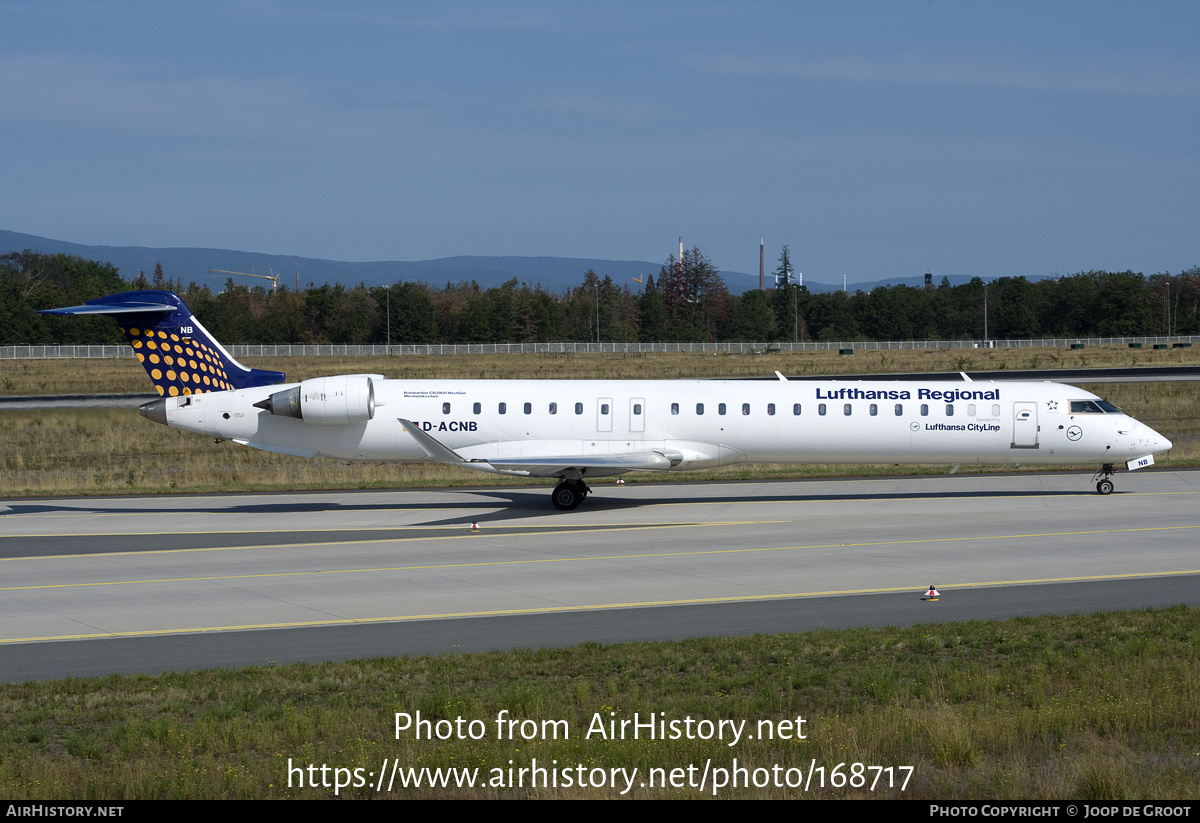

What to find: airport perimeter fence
left=3, top=337, right=1199, bottom=360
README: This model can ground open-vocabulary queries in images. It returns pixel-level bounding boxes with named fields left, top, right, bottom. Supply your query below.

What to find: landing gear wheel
left=1091, top=462, right=1116, bottom=496
left=551, top=480, right=585, bottom=510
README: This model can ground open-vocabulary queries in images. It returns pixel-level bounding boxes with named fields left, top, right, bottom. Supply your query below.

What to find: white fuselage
left=157, top=377, right=1171, bottom=476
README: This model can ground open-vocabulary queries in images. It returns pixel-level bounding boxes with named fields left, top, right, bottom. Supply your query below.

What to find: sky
left=2, top=1, right=1198, bottom=284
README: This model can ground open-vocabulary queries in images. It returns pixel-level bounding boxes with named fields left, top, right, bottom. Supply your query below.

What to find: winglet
left=399, top=419, right=468, bottom=464
left=775, top=370, right=788, bottom=381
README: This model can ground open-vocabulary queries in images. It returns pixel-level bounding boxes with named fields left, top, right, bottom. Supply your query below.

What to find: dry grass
left=4, top=343, right=1200, bottom=396
left=0, top=406, right=1001, bottom=496
left=2, top=348, right=1197, bottom=497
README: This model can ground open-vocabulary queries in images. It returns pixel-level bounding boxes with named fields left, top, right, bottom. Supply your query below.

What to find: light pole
left=983, top=282, right=988, bottom=343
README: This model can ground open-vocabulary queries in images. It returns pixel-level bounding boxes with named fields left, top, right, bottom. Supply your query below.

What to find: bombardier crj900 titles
left=45, top=291, right=1172, bottom=510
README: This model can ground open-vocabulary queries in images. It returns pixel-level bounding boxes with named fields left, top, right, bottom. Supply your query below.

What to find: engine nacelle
left=255, top=375, right=376, bottom=425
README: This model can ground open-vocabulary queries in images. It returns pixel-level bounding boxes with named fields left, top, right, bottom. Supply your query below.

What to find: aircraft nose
left=1148, top=426, right=1172, bottom=454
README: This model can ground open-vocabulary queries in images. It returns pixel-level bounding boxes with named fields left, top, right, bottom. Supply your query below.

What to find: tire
left=552, top=483, right=581, bottom=510
left=1096, top=479, right=1114, bottom=495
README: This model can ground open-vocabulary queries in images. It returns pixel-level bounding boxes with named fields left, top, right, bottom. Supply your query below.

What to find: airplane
left=43, top=290, right=1173, bottom=509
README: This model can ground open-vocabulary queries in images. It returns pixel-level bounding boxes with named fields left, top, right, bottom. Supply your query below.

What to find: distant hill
left=0, top=230, right=1050, bottom=294
left=0, top=230, right=679, bottom=293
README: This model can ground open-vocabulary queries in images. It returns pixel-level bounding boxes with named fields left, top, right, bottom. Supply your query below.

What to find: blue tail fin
left=42, top=290, right=285, bottom=397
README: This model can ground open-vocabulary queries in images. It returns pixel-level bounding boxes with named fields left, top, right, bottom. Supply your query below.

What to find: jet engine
left=254, top=375, right=376, bottom=425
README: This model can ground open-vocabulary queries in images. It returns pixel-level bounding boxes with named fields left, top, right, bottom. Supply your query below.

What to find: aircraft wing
left=486, top=451, right=679, bottom=475
left=399, top=419, right=680, bottom=477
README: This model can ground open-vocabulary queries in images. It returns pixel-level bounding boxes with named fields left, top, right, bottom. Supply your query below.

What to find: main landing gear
left=1092, top=463, right=1116, bottom=495
left=551, top=478, right=591, bottom=510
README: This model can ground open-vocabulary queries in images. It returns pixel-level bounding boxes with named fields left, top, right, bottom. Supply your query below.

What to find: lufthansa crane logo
left=1066, top=425, right=1083, bottom=441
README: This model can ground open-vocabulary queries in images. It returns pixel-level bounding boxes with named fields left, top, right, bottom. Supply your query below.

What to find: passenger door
left=1011, top=402, right=1039, bottom=449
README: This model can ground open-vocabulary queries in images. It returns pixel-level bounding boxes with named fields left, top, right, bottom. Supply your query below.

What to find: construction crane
left=208, top=267, right=281, bottom=291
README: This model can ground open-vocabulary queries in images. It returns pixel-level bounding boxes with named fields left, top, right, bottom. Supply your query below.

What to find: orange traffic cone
left=470, top=520, right=480, bottom=532
left=922, top=585, right=940, bottom=601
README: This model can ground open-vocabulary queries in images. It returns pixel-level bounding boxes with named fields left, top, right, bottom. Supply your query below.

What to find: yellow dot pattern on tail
left=127, top=327, right=234, bottom=396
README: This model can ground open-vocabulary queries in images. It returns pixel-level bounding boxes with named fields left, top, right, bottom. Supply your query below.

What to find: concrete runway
left=2, top=469, right=1199, bottom=682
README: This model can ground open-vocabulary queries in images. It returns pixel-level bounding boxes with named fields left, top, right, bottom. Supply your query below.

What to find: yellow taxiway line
left=5, top=522, right=1200, bottom=589
left=4, top=567, right=1199, bottom=644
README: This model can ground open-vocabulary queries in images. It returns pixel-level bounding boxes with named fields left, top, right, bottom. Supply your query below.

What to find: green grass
left=1, top=607, right=1198, bottom=799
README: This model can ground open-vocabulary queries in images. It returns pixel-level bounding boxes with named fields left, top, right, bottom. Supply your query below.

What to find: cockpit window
left=1071, top=399, right=1122, bottom=414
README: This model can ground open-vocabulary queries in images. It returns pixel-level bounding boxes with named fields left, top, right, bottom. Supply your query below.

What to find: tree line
left=3, top=248, right=1199, bottom=347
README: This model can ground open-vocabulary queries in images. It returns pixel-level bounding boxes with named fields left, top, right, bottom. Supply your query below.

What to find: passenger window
left=869, top=404, right=878, bottom=416
left=819, top=404, right=826, bottom=416
left=992, top=404, right=1000, bottom=416
left=575, top=402, right=583, bottom=415
left=767, top=403, right=775, bottom=416
left=843, top=404, right=852, bottom=416
left=742, top=403, right=750, bottom=415
left=921, top=404, right=929, bottom=416
left=473, top=402, right=481, bottom=414
left=696, top=403, right=704, bottom=415
left=601, top=403, right=609, bottom=414
left=793, top=403, right=801, bottom=415
left=967, top=404, right=976, bottom=416
left=634, top=403, right=642, bottom=415
left=671, top=402, right=679, bottom=415
left=719, top=403, right=726, bottom=415
left=549, top=402, right=557, bottom=415
left=523, top=402, right=532, bottom=415
left=946, top=404, right=954, bottom=417
left=442, top=402, right=450, bottom=414
left=895, top=404, right=903, bottom=416
left=499, top=402, right=507, bottom=414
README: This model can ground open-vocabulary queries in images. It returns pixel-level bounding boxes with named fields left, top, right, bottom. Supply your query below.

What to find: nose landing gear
left=1092, top=463, right=1116, bottom=495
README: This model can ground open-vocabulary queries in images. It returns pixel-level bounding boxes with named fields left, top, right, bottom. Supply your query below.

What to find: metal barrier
left=4, top=337, right=1198, bottom=359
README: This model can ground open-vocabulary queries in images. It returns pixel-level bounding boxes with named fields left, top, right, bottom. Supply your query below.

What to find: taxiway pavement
left=2, top=470, right=1198, bottom=681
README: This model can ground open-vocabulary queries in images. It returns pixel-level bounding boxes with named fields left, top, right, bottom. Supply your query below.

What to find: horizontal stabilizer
left=40, top=300, right=177, bottom=317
